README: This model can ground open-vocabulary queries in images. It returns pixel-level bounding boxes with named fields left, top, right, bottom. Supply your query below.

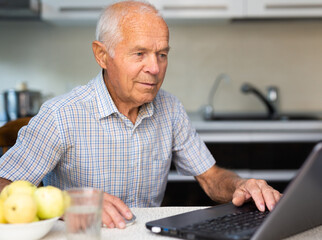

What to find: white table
left=43, top=207, right=322, bottom=240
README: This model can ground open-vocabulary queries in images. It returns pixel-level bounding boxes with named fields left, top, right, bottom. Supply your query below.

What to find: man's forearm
left=196, top=165, right=245, bottom=203
left=0, top=178, right=12, bottom=192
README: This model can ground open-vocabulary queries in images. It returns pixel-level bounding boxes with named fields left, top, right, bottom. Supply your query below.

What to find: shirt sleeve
left=0, top=105, right=63, bottom=186
left=171, top=100, right=215, bottom=176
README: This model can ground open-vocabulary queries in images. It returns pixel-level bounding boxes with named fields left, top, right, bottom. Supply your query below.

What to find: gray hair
left=95, top=0, right=161, bottom=58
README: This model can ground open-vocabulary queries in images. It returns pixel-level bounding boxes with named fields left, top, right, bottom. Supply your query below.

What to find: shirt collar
left=137, top=99, right=154, bottom=122
left=94, top=71, right=118, bottom=119
left=94, top=71, right=155, bottom=120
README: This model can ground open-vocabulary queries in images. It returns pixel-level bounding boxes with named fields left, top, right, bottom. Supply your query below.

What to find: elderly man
left=0, top=1, right=281, bottom=229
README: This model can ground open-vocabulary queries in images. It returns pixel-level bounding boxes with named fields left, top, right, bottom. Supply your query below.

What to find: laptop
left=146, top=142, right=322, bottom=240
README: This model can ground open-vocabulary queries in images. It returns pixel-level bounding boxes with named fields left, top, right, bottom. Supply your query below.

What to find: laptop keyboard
left=181, top=209, right=269, bottom=236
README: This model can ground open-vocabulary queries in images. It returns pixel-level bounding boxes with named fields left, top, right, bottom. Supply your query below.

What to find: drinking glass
left=65, top=188, right=103, bottom=240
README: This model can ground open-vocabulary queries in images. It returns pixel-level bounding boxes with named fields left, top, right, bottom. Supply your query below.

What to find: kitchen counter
left=188, top=112, right=322, bottom=142
left=43, top=207, right=322, bottom=240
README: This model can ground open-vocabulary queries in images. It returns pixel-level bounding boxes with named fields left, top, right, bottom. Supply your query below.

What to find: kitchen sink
left=205, top=113, right=320, bottom=121
left=202, top=78, right=321, bottom=122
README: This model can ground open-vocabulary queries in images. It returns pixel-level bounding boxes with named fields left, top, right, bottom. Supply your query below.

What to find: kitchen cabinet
left=165, top=140, right=316, bottom=206
left=163, top=115, right=322, bottom=206
left=41, top=0, right=115, bottom=22
left=40, top=0, right=322, bottom=23
left=149, top=0, right=244, bottom=19
left=41, top=0, right=245, bottom=22
left=246, top=0, right=322, bottom=18
left=190, top=117, right=322, bottom=178
left=155, top=0, right=322, bottom=19
left=164, top=141, right=316, bottom=206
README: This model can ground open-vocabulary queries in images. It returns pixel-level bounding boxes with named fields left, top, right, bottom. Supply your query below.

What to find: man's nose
left=144, top=55, right=160, bottom=75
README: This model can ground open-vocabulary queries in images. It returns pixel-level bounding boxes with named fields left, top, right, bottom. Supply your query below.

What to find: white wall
left=1, top=19, right=322, bottom=113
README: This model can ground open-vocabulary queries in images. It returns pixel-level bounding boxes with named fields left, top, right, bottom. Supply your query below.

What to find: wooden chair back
left=0, top=117, right=31, bottom=155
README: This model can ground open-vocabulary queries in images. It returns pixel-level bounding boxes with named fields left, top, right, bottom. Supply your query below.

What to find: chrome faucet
left=241, top=83, right=277, bottom=119
left=202, top=73, right=231, bottom=120
left=266, top=86, right=279, bottom=111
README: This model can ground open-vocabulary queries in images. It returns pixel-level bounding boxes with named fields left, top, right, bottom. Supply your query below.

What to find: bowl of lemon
left=0, top=180, right=69, bottom=240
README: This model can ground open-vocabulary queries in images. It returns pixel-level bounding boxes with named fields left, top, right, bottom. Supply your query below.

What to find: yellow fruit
left=63, top=190, right=71, bottom=210
left=4, top=194, right=37, bottom=224
left=34, top=186, right=64, bottom=219
left=7, top=180, right=36, bottom=197
left=0, top=185, right=9, bottom=201
left=33, top=215, right=40, bottom=222
left=0, top=199, right=7, bottom=224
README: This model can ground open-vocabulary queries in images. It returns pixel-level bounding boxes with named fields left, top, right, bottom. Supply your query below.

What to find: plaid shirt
left=0, top=72, right=215, bottom=207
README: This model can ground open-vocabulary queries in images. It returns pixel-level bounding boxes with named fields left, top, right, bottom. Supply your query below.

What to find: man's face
left=104, top=13, right=169, bottom=108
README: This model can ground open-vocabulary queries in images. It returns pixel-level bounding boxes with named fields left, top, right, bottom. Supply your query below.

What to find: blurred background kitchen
left=1, top=0, right=322, bottom=205
left=2, top=0, right=322, bottom=120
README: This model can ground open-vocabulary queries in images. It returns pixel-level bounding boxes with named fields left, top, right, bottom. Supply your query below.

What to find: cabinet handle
left=162, top=5, right=228, bottom=11
left=266, top=4, right=322, bottom=10
left=58, top=7, right=103, bottom=12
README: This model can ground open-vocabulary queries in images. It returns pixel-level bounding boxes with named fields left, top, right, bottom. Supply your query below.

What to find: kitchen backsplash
left=1, top=19, right=322, bottom=113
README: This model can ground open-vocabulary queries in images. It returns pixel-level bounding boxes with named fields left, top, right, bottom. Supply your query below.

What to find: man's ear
left=92, top=41, right=110, bottom=69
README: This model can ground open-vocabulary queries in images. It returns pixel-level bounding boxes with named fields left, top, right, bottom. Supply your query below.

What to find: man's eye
left=159, top=53, right=167, bottom=59
left=136, top=52, right=143, bottom=56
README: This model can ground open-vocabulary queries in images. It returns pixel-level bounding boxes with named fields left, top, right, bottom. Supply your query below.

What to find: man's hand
left=196, top=165, right=282, bottom=212
left=232, top=178, right=282, bottom=212
left=102, top=193, right=133, bottom=229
